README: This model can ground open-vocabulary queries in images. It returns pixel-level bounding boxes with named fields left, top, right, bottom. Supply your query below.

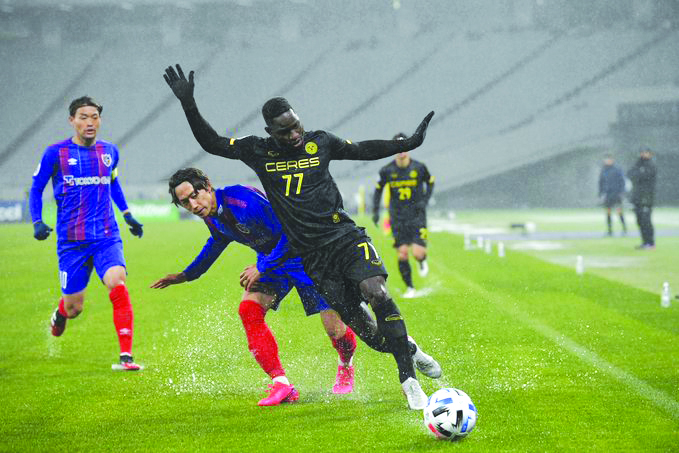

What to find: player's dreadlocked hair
left=168, top=168, right=212, bottom=206
left=69, top=96, right=103, bottom=117
left=261, top=97, right=293, bottom=126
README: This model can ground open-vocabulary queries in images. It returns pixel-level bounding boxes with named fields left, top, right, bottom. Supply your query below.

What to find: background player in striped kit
left=30, top=96, right=144, bottom=371
left=373, top=133, right=434, bottom=299
left=151, top=168, right=358, bottom=405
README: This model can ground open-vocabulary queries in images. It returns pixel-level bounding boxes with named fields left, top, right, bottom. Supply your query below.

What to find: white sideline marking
left=440, top=263, right=679, bottom=420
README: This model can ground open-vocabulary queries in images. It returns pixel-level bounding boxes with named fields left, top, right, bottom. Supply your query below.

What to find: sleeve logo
left=305, top=142, right=318, bottom=155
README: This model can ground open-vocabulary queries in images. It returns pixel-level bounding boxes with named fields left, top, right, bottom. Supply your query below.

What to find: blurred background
left=1, top=0, right=678, bottom=223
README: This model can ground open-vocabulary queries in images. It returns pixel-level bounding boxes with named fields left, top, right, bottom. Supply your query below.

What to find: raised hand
left=163, top=64, right=195, bottom=105
left=407, top=111, right=435, bottom=149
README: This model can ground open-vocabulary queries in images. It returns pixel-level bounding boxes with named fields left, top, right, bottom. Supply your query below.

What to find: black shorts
left=391, top=214, right=427, bottom=248
left=300, top=227, right=387, bottom=319
left=603, top=194, right=623, bottom=208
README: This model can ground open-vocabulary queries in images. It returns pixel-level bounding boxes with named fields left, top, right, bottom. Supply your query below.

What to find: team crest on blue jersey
left=101, top=153, right=113, bottom=167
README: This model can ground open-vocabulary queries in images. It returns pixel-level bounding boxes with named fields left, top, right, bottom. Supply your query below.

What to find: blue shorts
left=57, top=237, right=126, bottom=295
left=258, top=256, right=330, bottom=316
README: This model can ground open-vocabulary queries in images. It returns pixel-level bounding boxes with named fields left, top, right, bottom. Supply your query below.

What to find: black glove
left=33, top=221, right=53, bottom=240
left=163, top=64, right=195, bottom=107
left=372, top=213, right=380, bottom=226
left=124, top=213, right=143, bottom=238
left=405, top=111, right=435, bottom=150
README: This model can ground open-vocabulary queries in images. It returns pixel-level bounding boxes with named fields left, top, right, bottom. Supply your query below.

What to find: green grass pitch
left=0, top=213, right=677, bottom=452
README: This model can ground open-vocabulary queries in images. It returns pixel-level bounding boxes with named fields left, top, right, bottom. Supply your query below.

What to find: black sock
left=398, top=259, right=413, bottom=288
left=606, top=214, right=612, bottom=233
left=347, top=304, right=390, bottom=353
left=373, top=300, right=416, bottom=383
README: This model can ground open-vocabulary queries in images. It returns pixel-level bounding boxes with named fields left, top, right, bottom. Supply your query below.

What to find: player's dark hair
left=69, top=96, right=103, bottom=117
left=393, top=133, right=407, bottom=140
left=262, top=97, right=293, bottom=126
left=168, top=168, right=212, bottom=206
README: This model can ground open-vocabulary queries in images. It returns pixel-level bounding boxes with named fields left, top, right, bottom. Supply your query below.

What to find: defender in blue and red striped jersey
left=151, top=168, right=359, bottom=404
left=29, top=96, right=144, bottom=371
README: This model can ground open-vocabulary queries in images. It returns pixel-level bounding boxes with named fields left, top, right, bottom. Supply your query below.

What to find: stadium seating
left=1, top=19, right=677, bottom=206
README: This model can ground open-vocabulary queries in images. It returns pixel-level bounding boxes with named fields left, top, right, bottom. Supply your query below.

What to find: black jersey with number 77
left=206, top=131, right=376, bottom=255
left=181, top=105, right=426, bottom=256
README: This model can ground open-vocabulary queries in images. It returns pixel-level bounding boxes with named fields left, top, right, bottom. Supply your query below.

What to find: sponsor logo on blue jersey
left=63, top=175, right=111, bottom=186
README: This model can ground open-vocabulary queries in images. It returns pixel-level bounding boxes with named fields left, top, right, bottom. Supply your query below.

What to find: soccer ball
left=423, top=388, right=478, bottom=440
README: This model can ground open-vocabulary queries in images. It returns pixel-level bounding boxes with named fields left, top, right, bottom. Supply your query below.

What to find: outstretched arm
left=150, top=272, right=187, bottom=289
left=334, top=111, right=435, bottom=161
left=164, top=64, right=233, bottom=157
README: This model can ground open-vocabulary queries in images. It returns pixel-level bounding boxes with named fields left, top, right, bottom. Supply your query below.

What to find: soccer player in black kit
left=373, top=133, right=434, bottom=299
left=164, top=64, right=440, bottom=409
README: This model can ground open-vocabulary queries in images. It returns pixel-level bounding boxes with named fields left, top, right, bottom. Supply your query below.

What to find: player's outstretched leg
left=331, top=327, right=356, bottom=394
left=408, top=335, right=441, bottom=379
left=109, top=284, right=140, bottom=371
left=239, top=300, right=298, bottom=406
left=50, top=299, right=68, bottom=337
left=361, top=276, right=426, bottom=409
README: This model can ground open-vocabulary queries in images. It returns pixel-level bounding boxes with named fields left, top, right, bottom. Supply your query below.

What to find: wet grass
left=0, top=217, right=677, bottom=452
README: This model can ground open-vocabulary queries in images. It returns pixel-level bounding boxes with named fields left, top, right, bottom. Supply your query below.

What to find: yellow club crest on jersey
left=410, top=170, right=418, bottom=178
left=305, top=142, right=318, bottom=155
left=332, top=213, right=340, bottom=223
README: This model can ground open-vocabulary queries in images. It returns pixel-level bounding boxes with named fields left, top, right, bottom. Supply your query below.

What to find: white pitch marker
left=575, top=255, right=584, bottom=275
left=498, top=241, right=505, bottom=258
left=464, top=232, right=472, bottom=250
left=661, top=282, right=671, bottom=308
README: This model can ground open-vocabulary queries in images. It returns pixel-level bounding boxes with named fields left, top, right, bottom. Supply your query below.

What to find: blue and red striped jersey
left=30, top=138, right=129, bottom=242
left=183, top=185, right=290, bottom=281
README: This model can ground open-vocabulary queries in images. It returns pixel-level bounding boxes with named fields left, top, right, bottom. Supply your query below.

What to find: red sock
left=109, top=285, right=134, bottom=356
left=58, top=298, right=68, bottom=317
left=332, top=326, right=357, bottom=365
left=238, top=300, right=285, bottom=379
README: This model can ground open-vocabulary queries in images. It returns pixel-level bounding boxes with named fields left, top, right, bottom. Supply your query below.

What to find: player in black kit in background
left=164, top=64, right=440, bottom=409
left=373, top=133, right=434, bottom=299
